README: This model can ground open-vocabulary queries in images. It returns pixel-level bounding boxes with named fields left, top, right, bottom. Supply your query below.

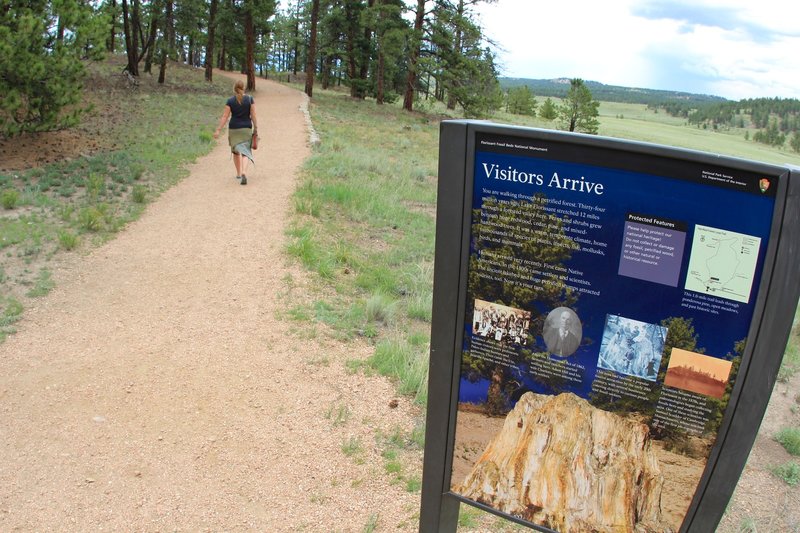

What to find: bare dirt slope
left=0, top=75, right=420, bottom=532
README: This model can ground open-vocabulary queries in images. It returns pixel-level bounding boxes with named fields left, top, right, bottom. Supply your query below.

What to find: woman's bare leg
left=233, top=152, right=242, bottom=177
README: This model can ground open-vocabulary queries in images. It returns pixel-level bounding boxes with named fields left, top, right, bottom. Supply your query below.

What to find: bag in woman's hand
left=251, top=131, right=259, bottom=150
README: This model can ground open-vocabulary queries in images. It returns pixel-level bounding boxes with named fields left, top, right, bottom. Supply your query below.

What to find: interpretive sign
left=420, top=121, right=800, bottom=533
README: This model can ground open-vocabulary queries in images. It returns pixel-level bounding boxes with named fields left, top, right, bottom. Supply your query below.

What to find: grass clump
left=458, top=506, right=481, bottom=527
left=376, top=427, right=423, bottom=493
left=362, top=514, right=379, bottom=533
left=770, top=461, right=800, bottom=486
left=1, top=189, right=20, bottom=209
left=131, top=184, right=147, bottom=204
left=86, top=173, right=105, bottom=200
left=370, top=337, right=429, bottom=404
left=26, top=269, right=55, bottom=298
left=341, top=436, right=363, bottom=461
left=325, top=403, right=351, bottom=427
left=405, top=476, right=421, bottom=492
left=384, top=459, right=402, bottom=475
left=0, top=298, right=24, bottom=341
left=364, top=292, right=397, bottom=324
left=58, top=230, right=79, bottom=251
left=78, top=206, right=103, bottom=231
left=286, top=225, right=337, bottom=279
left=775, top=427, right=800, bottom=455
left=406, top=291, right=432, bottom=322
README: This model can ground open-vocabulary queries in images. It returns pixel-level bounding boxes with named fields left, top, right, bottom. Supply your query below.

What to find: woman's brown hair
left=234, top=80, right=245, bottom=104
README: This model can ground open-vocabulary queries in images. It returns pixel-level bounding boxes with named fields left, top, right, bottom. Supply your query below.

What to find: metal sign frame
left=420, top=120, right=800, bottom=533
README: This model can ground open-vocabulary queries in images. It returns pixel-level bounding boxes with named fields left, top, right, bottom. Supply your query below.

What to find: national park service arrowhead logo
left=759, top=178, right=771, bottom=193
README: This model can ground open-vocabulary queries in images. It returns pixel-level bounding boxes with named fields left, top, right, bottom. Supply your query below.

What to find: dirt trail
left=0, top=75, right=420, bottom=531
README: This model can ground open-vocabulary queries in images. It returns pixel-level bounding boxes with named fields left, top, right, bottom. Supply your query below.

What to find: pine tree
left=558, top=78, right=600, bottom=134
left=506, top=86, right=537, bottom=116
left=539, top=97, right=557, bottom=120
left=0, top=0, right=107, bottom=136
left=791, top=132, right=800, bottom=153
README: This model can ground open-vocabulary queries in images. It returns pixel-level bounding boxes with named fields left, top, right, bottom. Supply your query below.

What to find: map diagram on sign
left=685, top=225, right=761, bottom=304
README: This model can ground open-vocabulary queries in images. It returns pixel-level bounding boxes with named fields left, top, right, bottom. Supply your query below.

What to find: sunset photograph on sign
left=665, top=348, right=734, bottom=399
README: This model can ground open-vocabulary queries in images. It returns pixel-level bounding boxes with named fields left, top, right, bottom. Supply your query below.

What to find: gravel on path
left=0, top=75, right=422, bottom=532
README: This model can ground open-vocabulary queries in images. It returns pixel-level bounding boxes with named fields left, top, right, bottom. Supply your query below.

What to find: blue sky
left=474, top=0, right=800, bottom=101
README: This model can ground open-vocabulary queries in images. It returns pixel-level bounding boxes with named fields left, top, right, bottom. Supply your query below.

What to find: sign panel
left=441, top=128, right=792, bottom=532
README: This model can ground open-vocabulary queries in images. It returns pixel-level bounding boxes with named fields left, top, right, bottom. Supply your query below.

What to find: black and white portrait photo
left=542, top=307, right=582, bottom=357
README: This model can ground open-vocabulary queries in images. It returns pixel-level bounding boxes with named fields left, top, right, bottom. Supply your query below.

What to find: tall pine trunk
left=291, top=1, right=300, bottom=75
left=218, top=38, right=226, bottom=70
left=143, top=0, right=160, bottom=74
left=131, top=0, right=141, bottom=62
left=486, top=364, right=507, bottom=416
left=345, top=2, right=358, bottom=97
left=108, top=0, right=116, bottom=52
left=121, top=0, right=139, bottom=76
left=304, top=0, right=320, bottom=97
left=446, top=0, right=464, bottom=110
left=158, top=0, right=173, bottom=84
left=354, top=0, right=375, bottom=100
left=375, top=1, right=386, bottom=105
left=321, top=54, right=332, bottom=90
left=188, top=35, right=195, bottom=67
left=204, top=0, right=218, bottom=81
left=376, top=51, right=384, bottom=104
left=245, top=3, right=255, bottom=91
left=402, top=0, right=425, bottom=111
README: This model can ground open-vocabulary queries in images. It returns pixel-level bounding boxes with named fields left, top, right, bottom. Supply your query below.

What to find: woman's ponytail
left=234, top=80, right=245, bottom=105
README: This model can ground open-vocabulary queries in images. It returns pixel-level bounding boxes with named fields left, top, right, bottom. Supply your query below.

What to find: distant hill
left=499, top=77, right=727, bottom=107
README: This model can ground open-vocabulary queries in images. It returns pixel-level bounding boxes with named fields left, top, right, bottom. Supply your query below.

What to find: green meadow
left=289, top=88, right=800, bottom=530
left=289, top=87, right=800, bottom=406
left=598, top=102, right=800, bottom=166
left=494, top=98, right=800, bottom=167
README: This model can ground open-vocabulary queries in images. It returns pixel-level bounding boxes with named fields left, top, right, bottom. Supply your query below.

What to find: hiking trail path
left=0, top=74, right=420, bottom=532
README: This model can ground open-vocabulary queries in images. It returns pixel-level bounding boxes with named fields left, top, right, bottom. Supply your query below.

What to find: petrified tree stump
left=458, top=392, right=671, bottom=533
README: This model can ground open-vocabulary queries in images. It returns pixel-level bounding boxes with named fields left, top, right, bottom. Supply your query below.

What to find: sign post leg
left=419, top=489, right=459, bottom=533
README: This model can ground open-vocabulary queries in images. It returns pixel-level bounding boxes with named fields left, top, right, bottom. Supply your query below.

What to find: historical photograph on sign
left=472, top=299, right=531, bottom=345
left=542, top=307, right=582, bottom=357
left=451, top=132, right=777, bottom=533
left=664, top=348, right=733, bottom=399
left=597, top=315, right=666, bottom=381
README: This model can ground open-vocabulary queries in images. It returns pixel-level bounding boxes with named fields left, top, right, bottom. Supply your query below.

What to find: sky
left=473, top=0, right=800, bottom=101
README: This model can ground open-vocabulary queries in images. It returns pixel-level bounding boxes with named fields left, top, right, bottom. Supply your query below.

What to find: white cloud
left=474, top=0, right=800, bottom=99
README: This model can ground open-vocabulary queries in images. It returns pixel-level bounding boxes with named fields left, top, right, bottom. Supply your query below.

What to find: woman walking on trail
left=214, top=80, right=258, bottom=185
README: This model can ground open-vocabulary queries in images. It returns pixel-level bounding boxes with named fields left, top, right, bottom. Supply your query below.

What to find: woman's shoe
left=240, top=174, right=247, bottom=185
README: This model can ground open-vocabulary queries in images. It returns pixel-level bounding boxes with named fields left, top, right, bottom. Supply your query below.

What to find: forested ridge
left=502, top=76, right=800, bottom=152
left=499, top=77, right=727, bottom=107
left=656, top=97, right=800, bottom=151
